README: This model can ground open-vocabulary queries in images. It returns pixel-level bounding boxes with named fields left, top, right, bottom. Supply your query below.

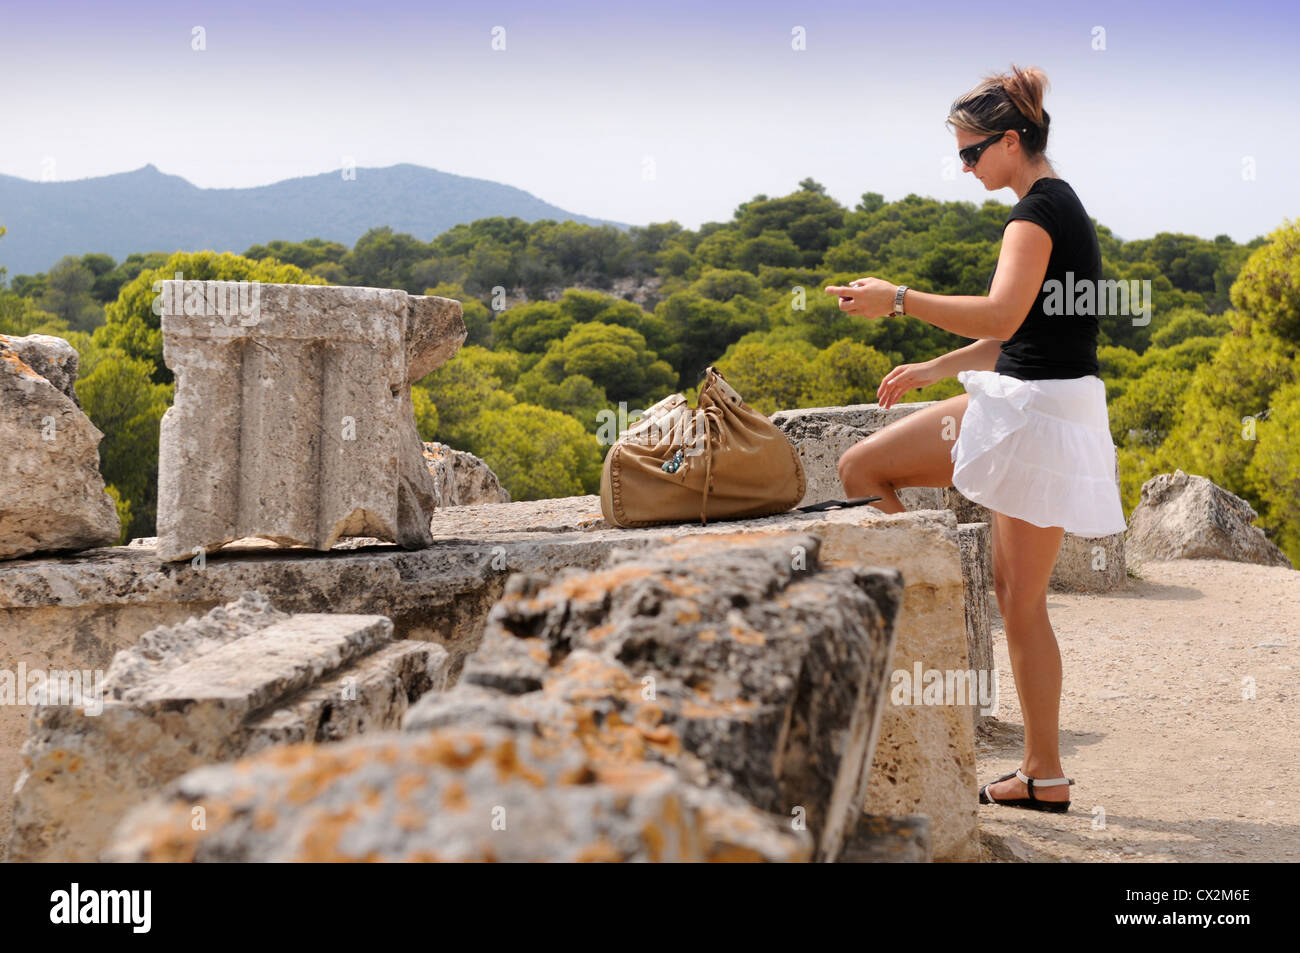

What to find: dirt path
left=975, top=557, right=1300, bottom=863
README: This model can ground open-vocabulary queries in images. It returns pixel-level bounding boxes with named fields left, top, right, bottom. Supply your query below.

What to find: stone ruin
left=1, top=497, right=976, bottom=861
left=155, top=282, right=466, bottom=560
left=3, top=282, right=1290, bottom=862
left=12, top=591, right=448, bottom=862
left=105, top=534, right=902, bottom=862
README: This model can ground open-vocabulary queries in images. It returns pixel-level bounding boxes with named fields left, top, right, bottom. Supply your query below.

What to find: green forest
left=2, top=177, right=1297, bottom=564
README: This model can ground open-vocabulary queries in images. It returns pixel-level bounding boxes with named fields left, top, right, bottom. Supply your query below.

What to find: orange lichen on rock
left=396, top=809, right=426, bottom=832
left=491, top=737, right=546, bottom=787
left=575, top=838, right=622, bottom=862
left=593, top=761, right=670, bottom=791
left=661, top=791, right=697, bottom=858
left=285, top=753, right=360, bottom=805
left=296, top=805, right=362, bottom=862
left=145, top=800, right=233, bottom=863
left=679, top=696, right=755, bottom=720
left=546, top=653, right=634, bottom=701
left=441, top=778, right=469, bottom=812
left=396, top=772, right=427, bottom=801
left=642, top=820, right=666, bottom=862
left=634, top=703, right=664, bottom=729
left=264, top=740, right=329, bottom=770
left=707, top=844, right=767, bottom=863
left=414, top=731, right=487, bottom=771
left=659, top=576, right=709, bottom=600
left=728, top=623, right=767, bottom=646
left=1, top=347, right=41, bottom=380
left=553, top=564, right=655, bottom=602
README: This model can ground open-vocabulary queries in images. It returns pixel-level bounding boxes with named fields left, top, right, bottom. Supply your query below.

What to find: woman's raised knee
left=836, top=440, right=874, bottom=484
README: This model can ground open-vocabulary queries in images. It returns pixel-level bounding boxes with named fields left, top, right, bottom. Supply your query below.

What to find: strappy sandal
left=978, top=767, right=1074, bottom=813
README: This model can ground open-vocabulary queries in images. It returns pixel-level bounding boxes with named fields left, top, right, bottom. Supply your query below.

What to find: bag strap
left=795, top=496, right=883, bottom=512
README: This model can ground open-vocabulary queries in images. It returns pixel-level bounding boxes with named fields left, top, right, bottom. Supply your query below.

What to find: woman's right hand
left=876, top=360, right=942, bottom=410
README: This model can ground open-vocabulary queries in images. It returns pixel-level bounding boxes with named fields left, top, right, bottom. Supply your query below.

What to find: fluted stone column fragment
left=155, top=282, right=465, bottom=561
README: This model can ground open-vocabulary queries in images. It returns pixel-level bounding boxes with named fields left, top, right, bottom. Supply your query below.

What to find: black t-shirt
left=986, top=177, right=1103, bottom=380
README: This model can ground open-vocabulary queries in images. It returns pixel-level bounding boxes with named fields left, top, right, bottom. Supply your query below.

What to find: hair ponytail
left=947, top=63, right=1052, bottom=159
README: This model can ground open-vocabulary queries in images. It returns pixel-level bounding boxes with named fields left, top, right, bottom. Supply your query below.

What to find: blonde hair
left=946, top=64, right=1051, bottom=158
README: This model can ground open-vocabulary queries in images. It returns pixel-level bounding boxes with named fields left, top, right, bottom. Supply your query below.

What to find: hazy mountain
left=0, top=163, right=630, bottom=277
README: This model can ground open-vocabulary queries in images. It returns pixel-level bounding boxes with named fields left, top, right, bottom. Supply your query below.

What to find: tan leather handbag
left=599, top=366, right=806, bottom=527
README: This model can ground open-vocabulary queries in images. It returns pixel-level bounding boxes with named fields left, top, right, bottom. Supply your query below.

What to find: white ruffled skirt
left=950, top=370, right=1128, bottom=538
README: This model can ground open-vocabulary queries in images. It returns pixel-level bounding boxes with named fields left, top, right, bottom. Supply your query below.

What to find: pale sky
left=2, top=0, right=1297, bottom=244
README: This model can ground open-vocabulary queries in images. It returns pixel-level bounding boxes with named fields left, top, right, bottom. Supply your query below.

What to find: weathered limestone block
left=155, top=282, right=466, bottom=561
left=422, top=441, right=510, bottom=506
left=946, top=490, right=994, bottom=592
left=957, top=522, right=995, bottom=729
left=105, top=725, right=812, bottom=862
left=943, top=486, right=989, bottom=524
left=796, top=513, right=978, bottom=862
left=4, top=333, right=81, bottom=404
left=406, top=532, right=902, bottom=862
left=839, top=813, right=933, bottom=863
left=1047, top=444, right=1126, bottom=592
left=1052, top=527, right=1127, bottom=592
left=772, top=403, right=932, bottom=507
left=776, top=403, right=1127, bottom=591
left=10, top=592, right=449, bottom=862
left=1127, top=468, right=1292, bottom=568
left=0, top=333, right=120, bottom=560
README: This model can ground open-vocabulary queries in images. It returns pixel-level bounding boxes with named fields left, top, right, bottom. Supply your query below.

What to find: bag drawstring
left=699, top=407, right=713, bottom=524
left=695, top=402, right=728, bottom=524
left=659, top=370, right=728, bottom=524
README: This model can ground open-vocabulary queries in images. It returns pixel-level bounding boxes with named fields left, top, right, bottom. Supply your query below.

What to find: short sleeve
left=1004, top=192, right=1059, bottom=246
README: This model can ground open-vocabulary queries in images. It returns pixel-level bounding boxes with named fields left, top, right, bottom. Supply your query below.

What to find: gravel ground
left=975, top=557, right=1300, bottom=863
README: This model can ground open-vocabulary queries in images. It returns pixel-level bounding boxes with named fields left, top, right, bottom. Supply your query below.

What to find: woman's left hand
left=824, top=277, right=898, bottom=318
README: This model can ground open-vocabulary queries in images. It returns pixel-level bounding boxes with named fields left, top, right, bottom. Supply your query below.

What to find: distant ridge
left=0, top=163, right=630, bottom=276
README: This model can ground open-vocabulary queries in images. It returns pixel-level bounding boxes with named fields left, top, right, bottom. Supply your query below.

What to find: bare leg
left=985, top=510, right=1069, bottom=802
left=836, top=393, right=969, bottom=514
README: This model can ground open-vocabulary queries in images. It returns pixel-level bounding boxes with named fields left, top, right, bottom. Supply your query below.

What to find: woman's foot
left=983, top=771, right=1070, bottom=803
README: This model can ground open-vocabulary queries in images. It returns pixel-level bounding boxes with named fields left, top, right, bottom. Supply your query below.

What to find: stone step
left=10, top=592, right=449, bottom=862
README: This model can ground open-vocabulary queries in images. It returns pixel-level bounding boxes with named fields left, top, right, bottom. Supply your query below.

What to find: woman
left=825, top=64, right=1127, bottom=813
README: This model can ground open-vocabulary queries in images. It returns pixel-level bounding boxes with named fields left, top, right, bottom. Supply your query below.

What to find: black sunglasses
left=959, top=128, right=1026, bottom=167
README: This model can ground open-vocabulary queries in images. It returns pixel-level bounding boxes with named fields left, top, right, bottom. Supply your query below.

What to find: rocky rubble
left=105, top=724, right=812, bottom=862
left=0, top=333, right=120, bottom=560
left=405, top=532, right=903, bottom=862
left=421, top=441, right=510, bottom=506
left=11, top=592, right=449, bottom=862
left=1127, top=469, right=1292, bottom=568
left=105, top=533, right=903, bottom=862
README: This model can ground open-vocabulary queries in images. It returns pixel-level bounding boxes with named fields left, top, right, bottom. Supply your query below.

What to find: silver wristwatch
left=893, top=284, right=908, bottom=316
